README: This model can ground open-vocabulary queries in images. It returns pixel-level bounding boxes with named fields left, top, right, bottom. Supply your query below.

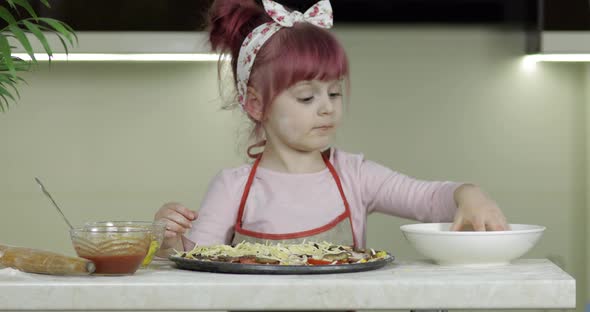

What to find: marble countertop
left=0, top=259, right=575, bottom=310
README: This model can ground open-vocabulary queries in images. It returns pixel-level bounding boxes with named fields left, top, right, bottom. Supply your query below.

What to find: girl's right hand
left=154, top=202, right=197, bottom=249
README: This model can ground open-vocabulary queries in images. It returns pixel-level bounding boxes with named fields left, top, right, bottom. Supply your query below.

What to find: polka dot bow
left=236, top=0, right=334, bottom=110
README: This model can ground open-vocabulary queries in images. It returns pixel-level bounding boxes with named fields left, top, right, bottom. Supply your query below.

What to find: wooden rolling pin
left=0, top=244, right=95, bottom=275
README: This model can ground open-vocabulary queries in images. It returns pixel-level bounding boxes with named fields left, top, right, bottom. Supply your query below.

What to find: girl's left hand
left=451, top=184, right=509, bottom=231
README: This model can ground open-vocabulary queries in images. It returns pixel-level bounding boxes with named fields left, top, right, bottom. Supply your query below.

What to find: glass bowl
left=82, top=220, right=166, bottom=268
left=70, top=225, right=154, bottom=275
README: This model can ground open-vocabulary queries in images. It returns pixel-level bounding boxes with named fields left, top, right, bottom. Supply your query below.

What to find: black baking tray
left=169, top=253, right=394, bottom=274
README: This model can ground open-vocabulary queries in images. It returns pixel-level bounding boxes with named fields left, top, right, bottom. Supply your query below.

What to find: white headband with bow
left=236, top=0, right=333, bottom=109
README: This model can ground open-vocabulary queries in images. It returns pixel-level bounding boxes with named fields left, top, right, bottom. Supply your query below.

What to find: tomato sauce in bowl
left=70, top=225, right=152, bottom=275
left=82, top=254, right=147, bottom=275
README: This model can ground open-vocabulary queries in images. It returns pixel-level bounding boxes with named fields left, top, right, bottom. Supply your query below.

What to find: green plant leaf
left=0, top=73, right=23, bottom=84
left=0, top=79, right=8, bottom=112
left=22, top=20, right=52, bottom=58
left=39, top=18, right=76, bottom=45
left=1, top=79, right=21, bottom=99
left=0, top=72, right=25, bottom=85
left=0, top=73, right=15, bottom=83
left=0, top=56, right=30, bottom=72
left=0, top=79, right=18, bottom=112
left=0, top=96, right=8, bottom=112
left=8, top=24, right=35, bottom=61
left=14, top=57, right=30, bottom=71
left=10, top=0, right=38, bottom=19
left=5, top=1, right=17, bottom=11
left=55, top=34, right=69, bottom=55
left=0, top=1, right=75, bottom=113
left=0, top=74, right=26, bottom=98
left=0, top=71, right=26, bottom=112
left=0, top=82, right=18, bottom=102
left=36, top=26, right=74, bottom=56
left=0, top=6, right=18, bottom=25
left=0, top=74, right=11, bottom=83
left=0, top=93, right=13, bottom=112
left=0, top=36, right=16, bottom=77
left=39, top=0, right=51, bottom=8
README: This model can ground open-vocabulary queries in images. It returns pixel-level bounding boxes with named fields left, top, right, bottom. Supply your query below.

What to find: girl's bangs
left=271, top=26, right=349, bottom=89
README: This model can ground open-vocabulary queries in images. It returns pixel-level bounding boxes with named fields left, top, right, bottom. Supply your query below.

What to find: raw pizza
left=175, top=241, right=390, bottom=265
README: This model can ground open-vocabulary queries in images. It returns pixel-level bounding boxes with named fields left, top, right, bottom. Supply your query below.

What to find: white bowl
left=400, top=223, right=545, bottom=266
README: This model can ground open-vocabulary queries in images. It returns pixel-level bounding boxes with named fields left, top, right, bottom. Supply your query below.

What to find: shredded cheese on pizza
left=175, top=241, right=389, bottom=266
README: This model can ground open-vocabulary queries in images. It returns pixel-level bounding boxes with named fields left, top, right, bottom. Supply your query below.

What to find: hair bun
left=208, top=0, right=270, bottom=58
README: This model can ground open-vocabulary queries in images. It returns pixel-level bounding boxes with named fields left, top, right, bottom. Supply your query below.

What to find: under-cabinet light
left=524, top=54, right=590, bottom=63
left=11, top=53, right=221, bottom=62
left=521, top=54, right=590, bottom=72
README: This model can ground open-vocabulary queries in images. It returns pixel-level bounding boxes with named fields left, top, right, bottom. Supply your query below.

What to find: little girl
left=155, top=0, right=508, bottom=254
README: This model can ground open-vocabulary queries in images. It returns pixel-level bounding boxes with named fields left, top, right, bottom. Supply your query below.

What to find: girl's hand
left=450, top=184, right=508, bottom=231
left=154, top=202, right=198, bottom=249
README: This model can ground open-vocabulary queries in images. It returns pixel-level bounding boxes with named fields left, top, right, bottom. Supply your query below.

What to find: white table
left=0, top=259, right=575, bottom=310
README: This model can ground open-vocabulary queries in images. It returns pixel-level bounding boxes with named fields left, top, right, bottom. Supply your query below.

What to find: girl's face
left=262, top=79, right=343, bottom=153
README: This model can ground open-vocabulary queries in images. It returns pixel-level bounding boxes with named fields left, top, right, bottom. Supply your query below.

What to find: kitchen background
left=0, top=0, right=588, bottom=312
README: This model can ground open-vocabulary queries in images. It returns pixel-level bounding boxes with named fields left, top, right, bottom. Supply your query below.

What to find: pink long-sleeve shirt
left=185, top=148, right=462, bottom=248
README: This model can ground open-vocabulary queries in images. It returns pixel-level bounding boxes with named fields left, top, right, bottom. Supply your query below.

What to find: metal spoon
left=34, top=177, right=74, bottom=230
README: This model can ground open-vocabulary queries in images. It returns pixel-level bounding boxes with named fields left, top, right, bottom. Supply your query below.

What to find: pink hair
left=208, top=0, right=349, bottom=155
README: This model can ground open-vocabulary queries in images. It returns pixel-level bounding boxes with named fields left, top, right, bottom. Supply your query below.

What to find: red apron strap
left=322, top=153, right=358, bottom=249
left=234, top=155, right=262, bottom=228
